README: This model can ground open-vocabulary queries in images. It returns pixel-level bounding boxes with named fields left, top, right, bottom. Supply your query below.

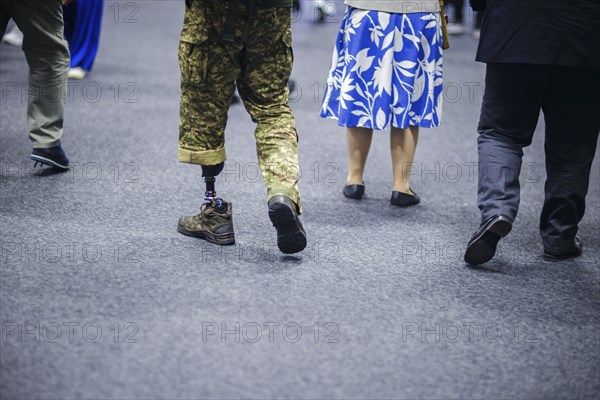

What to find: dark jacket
left=475, top=0, right=600, bottom=72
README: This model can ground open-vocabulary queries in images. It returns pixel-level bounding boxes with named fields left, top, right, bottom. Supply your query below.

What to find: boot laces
left=192, top=200, right=215, bottom=222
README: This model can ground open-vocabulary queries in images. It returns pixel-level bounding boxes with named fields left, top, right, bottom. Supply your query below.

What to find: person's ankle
left=346, top=180, right=363, bottom=186
left=346, top=174, right=364, bottom=185
left=392, top=185, right=412, bottom=194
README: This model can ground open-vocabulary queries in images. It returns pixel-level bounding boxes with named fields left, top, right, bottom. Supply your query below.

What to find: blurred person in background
left=292, top=0, right=335, bottom=22
left=463, top=0, right=600, bottom=265
left=320, top=0, right=445, bottom=206
left=444, top=0, right=465, bottom=35
left=472, top=9, right=483, bottom=39
left=0, top=0, right=72, bottom=170
left=63, top=0, right=103, bottom=79
left=312, top=0, right=335, bottom=22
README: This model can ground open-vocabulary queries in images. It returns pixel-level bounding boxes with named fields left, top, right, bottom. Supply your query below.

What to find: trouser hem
left=268, top=189, right=302, bottom=214
left=480, top=209, right=516, bottom=225
left=31, top=140, right=61, bottom=149
left=178, top=147, right=226, bottom=166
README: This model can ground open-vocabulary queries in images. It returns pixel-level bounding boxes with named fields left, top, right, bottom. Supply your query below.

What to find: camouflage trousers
left=178, top=0, right=301, bottom=210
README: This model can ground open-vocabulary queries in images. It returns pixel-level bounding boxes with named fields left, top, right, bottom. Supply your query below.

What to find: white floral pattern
left=320, top=8, right=443, bottom=130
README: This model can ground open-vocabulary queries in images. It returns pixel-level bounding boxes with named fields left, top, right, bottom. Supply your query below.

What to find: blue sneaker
left=30, top=145, right=69, bottom=170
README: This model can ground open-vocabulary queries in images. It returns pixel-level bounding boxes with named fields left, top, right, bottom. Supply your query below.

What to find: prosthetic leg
left=177, top=161, right=235, bottom=245
left=202, top=162, right=226, bottom=210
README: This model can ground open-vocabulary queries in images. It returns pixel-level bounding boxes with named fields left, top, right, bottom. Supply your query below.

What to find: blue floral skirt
left=320, top=8, right=443, bottom=130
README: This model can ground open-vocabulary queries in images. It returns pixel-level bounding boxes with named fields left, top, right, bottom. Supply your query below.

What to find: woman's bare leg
left=391, top=126, right=419, bottom=193
left=346, top=127, right=373, bottom=185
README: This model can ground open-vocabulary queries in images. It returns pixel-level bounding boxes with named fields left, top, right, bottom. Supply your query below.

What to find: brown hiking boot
left=177, top=198, right=235, bottom=245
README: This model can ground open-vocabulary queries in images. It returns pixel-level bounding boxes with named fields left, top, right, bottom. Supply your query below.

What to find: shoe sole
left=543, top=246, right=583, bottom=262
left=177, top=225, right=235, bottom=246
left=268, top=202, right=307, bottom=254
left=464, top=217, right=512, bottom=265
left=390, top=197, right=420, bottom=207
left=543, top=236, right=583, bottom=262
left=542, top=252, right=582, bottom=262
left=30, top=154, right=69, bottom=170
left=343, top=191, right=363, bottom=200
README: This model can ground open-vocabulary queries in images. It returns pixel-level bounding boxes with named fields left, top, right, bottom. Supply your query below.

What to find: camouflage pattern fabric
left=178, top=0, right=301, bottom=210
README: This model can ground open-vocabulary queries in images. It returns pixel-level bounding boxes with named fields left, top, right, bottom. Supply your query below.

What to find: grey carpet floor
left=1, top=1, right=599, bottom=399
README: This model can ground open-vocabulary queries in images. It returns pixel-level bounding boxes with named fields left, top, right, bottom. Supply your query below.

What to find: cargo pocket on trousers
left=179, top=25, right=210, bottom=86
left=280, top=29, right=294, bottom=64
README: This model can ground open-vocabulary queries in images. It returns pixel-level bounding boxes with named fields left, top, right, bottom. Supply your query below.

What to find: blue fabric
left=320, top=7, right=443, bottom=130
left=63, top=0, right=103, bottom=72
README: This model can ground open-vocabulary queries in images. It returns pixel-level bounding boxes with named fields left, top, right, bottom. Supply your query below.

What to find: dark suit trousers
left=477, top=63, right=600, bottom=253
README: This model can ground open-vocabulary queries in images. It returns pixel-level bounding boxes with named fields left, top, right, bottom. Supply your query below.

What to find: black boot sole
left=268, top=202, right=307, bottom=254
left=177, top=225, right=235, bottom=245
left=464, top=217, right=512, bottom=265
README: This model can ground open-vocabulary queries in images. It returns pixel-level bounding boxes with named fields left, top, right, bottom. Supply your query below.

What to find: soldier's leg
left=176, top=0, right=242, bottom=246
left=178, top=41, right=234, bottom=168
left=178, top=1, right=243, bottom=170
left=8, top=0, right=70, bottom=149
left=238, top=7, right=306, bottom=254
left=237, top=7, right=301, bottom=212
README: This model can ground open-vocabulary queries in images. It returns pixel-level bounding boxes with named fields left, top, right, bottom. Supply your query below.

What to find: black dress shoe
left=268, top=195, right=307, bottom=254
left=543, top=235, right=583, bottom=261
left=30, top=145, right=69, bottom=170
left=464, top=214, right=513, bottom=265
left=390, top=189, right=420, bottom=207
left=343, top=183, right=364, bottom=199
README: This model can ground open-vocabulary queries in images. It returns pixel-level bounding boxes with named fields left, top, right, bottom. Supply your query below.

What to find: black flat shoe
left=390, top=189, right=420, bottom=207
left=343, top=183, right=364, bottom=200
left=464, top=214, right=513, bottom=265
left=543, top=235, right=583, bottom=261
